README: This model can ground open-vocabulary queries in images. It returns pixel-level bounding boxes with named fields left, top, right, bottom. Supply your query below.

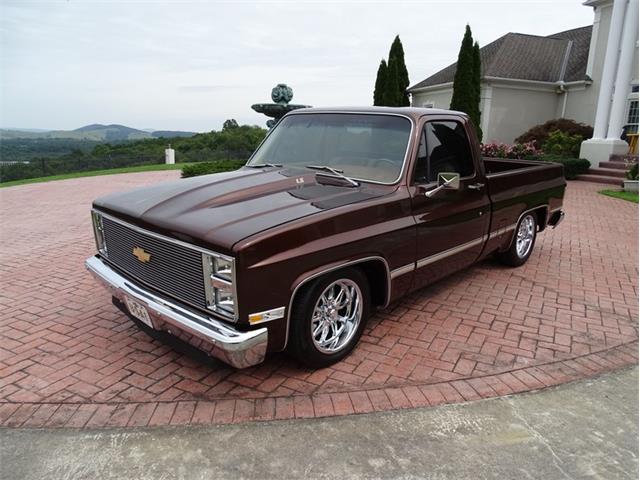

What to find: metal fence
left=0, top=150, right=254, bottom=183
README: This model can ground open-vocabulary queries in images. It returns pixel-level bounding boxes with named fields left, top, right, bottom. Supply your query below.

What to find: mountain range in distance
left=0, top=124, right=198, bottom=141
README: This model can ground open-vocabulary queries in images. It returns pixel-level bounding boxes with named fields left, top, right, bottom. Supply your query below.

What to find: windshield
left=247, top=113, right=412, bottom=184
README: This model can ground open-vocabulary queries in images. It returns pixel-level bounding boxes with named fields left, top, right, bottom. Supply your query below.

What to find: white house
left=408, top=0, right=639, bottom=166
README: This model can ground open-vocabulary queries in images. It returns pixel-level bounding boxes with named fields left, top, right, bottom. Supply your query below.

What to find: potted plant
left=624, top=162, right=639, bottom=192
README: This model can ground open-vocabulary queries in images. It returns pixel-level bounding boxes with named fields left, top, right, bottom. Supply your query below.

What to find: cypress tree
left=373, top=60, right=388, bottom=106
left=385, top=57, right=401, bottom=106
left=450, top=25, right=476, bottom=118
left=472, top=41, right=483, bottom=141
left=389, top=35, right=410, bottom=106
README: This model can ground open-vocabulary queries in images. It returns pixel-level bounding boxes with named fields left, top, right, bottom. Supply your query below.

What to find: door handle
left=468, top=183, right=484, bottom=190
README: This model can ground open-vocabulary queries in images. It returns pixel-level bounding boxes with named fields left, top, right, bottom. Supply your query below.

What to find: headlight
left=213, top=257, right=233, bottom=281
left=202, top=253, right=236, bottom=318
left=91, top=211, right=107, bottom=256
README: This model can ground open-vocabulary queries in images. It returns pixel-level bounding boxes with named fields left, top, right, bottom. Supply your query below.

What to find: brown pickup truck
left=86, top=107, right=566, bottom=369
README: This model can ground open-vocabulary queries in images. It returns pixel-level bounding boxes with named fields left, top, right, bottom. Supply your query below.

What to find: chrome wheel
left=516, top=215, right=535, bottom=258
left=311, top=279, right=363, bottom=354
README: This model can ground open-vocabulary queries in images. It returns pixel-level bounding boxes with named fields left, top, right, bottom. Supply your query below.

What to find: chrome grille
left=101, top=217, right=207, bottom=309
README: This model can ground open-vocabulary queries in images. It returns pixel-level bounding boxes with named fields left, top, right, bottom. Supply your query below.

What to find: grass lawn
left=599, top=189, right=639, bottom=203
left=0, top=163, right=193, bottom=188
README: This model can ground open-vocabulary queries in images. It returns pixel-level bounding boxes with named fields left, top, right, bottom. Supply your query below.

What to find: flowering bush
left=480, top=141, right=539, bottom=159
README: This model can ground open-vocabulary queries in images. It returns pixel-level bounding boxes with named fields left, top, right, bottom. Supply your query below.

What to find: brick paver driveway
left=0, top=172, right=637, bottom=428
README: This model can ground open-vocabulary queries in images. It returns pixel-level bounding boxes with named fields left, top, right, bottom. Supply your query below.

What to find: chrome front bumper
left=85, top=256, right=268, bottom=369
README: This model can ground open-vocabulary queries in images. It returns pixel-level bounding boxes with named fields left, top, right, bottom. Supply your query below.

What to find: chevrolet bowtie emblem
left=132, top=246, right=151, bottom=263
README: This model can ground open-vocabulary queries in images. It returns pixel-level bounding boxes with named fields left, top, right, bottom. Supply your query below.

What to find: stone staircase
left=576, top=154, right=637, bottom=186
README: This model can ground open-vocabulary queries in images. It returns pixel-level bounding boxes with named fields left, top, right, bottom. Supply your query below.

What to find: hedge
left=540, top=155, right=590, bottom=180
left=181, top=159, right=245, bottom=178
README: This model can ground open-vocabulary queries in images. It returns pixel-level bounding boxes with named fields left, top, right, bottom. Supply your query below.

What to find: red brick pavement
left=0, top=172, right=637, bottom=428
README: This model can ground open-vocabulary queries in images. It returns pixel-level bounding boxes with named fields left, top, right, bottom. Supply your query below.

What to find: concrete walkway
left=2, top=366, right=637, bottom=480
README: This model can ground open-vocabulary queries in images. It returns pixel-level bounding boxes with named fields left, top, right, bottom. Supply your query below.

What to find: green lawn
left=599, top=189, right=639, bottom=203
left=0, top=163, right=193, bottom=188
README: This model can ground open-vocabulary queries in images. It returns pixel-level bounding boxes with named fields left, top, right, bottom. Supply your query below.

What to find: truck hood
left=93, top=167, right=389, bottom=252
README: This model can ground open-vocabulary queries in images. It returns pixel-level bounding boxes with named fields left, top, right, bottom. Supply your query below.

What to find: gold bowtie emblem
left=132, top=246, right=151, bottom=263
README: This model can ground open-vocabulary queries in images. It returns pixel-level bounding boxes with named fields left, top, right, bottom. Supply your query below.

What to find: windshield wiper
left=305, top=165, right=359, bottom=187
left=246, top=163, right=282, bottom=168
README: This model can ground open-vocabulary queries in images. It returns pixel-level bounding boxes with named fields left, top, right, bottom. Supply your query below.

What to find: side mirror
left=425, top=172, right=460, bottom=198
left=438, top=172, right=460, bottom=190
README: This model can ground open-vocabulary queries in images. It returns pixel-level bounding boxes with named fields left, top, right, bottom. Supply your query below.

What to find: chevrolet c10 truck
left=86, top=107, right=566, bottom=369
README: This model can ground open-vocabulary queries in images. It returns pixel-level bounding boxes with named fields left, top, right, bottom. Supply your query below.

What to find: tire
left=288, top=268, right=370, bottom=368
left=497, top=213, right=537, bottom=267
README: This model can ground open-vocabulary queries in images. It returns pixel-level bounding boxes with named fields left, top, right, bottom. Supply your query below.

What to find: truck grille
left=101, top=216, right=207, bottom=309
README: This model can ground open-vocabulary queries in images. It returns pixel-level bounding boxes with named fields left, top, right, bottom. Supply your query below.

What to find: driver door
left=409, top=117, right=491, bottom=288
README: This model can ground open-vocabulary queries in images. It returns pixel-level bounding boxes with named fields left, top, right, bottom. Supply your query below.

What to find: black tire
left=497, top=212, right=537, bottom=267
left=288, top=267, right=370, bottom=368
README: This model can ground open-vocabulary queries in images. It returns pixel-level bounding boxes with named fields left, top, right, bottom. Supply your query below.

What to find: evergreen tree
left=450, top=25, right=478, bottom=125
left=389, top=35, right=410, bottom=106
left=373, top=60, right=388, bottom=106
left=472, top=41, right=483, bottom=141
left=385, top=57, right=401, bottom=106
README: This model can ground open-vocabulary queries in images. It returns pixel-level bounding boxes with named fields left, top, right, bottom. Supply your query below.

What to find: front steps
left=575, top=153, right=637, bottom=186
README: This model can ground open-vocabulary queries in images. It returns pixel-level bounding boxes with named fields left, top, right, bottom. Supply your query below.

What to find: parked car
left=86, top=107, right=566, bottom=369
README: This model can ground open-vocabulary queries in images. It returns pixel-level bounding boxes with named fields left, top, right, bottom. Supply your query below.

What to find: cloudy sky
left=1, top=0, right=594, bottom=132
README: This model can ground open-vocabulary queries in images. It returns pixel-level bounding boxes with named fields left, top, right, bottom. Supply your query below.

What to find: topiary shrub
left=515, top=119, right=593, bottom=147
left=542, top=130, right=583, bottom=158
left=626, top=162, right=639, bottom=181
left=181, top=159, right=245, bottom=178
left=540, top=155, right=590, bottom=180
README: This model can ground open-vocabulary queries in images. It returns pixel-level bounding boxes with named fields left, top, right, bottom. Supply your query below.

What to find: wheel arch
left=506, top=204, right=548, bottom=251
left=282, top=256, right=390, bottom=350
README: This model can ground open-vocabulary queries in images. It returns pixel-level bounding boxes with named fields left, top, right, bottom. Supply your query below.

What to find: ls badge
left=132, top=246, right=151, bottom=263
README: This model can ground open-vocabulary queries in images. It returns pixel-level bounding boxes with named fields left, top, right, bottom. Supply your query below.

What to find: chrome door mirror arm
left=424, top=173, right=460, bottom=198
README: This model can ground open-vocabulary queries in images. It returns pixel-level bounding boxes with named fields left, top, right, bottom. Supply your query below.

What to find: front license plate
left=124, top=296, right=154, bottom=329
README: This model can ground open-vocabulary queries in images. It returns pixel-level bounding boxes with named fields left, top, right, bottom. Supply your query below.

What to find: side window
left=418, top=121, right=474, bottom=182
left=414, top=129, right=429, bottom=182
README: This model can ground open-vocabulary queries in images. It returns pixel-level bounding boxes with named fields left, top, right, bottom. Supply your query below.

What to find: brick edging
left=1, top=340, right=636, bottom=429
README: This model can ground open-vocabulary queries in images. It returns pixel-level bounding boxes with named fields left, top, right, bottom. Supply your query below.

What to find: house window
left=627, top=100, right=639, bottom=134
left=422, top=102, right=434, bottom=108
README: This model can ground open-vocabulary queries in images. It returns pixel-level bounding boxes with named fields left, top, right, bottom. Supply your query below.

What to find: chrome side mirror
left=425, top=172, right=460, bottom=198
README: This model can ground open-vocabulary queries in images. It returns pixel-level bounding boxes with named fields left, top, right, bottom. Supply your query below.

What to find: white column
left=592, top=0, right=627, bottom=139
left=165, top=147, right=175, bottom=164
left=607, top=0, right=639, bottom=139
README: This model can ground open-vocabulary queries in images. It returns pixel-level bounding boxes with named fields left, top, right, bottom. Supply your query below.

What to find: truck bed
left=483, top=157, right=566, bottom=231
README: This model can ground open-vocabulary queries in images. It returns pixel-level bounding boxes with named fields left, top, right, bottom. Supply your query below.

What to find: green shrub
left=542, top=130, right=583, bottom=158
left=540, top=155, right=590, bottom=180
left=627, top=162, right=639, bottom=180
left=181, top=159, right=245, bottom=178
left=515, top=118, right=593, bottom=147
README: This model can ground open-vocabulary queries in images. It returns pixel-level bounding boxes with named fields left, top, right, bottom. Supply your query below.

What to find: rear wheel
left=497, top=213, right=537, bottom=267
left=288, top=268, right=370, bottom=368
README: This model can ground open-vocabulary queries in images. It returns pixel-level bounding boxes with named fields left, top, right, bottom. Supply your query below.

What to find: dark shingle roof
left=408, top=25, right=592, bottom=91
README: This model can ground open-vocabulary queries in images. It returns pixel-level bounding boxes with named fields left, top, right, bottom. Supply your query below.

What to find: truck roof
left=286, top=106, right=468, bottom=121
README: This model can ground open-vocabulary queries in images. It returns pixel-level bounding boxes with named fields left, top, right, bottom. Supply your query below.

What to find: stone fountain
left=252, top=84, right=311, bottom=128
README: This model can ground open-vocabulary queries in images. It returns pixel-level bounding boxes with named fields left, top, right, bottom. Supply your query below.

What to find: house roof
left=408, top=25, right=592, bottom=91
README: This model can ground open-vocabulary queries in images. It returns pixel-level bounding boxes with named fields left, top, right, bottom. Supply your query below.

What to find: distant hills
left=0, top=124, right=197, bottom=141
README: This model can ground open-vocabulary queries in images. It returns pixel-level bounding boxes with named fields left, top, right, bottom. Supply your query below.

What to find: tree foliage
left=223, top=119, right=239, bottom=130
left=472, top=42, right=483, bottom=141
left=373, top=35, right=410, bottom=106
left=373, top=60, right=388, bottom=106
left=514, top=118, right=593, bottom=147
left=450, top=25, right=482, bottom=140
left=1, top=121, right=267, bottom=183
left=389, top=36, right=410, bottom=106
left=385, top=57, right=401, bottom=106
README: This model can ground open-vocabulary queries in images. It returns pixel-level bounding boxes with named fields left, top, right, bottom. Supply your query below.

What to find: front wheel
left=497, top=213, right=537, bottom=267
left=288, top=268, right=370, bottom=368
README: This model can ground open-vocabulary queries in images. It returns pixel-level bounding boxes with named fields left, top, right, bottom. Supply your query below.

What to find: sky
left=1, top=0, right=595, bottom=132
